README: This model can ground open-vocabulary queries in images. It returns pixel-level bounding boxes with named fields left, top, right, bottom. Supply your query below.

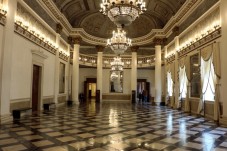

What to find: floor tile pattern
left=0, top=101, right=227, bottom=151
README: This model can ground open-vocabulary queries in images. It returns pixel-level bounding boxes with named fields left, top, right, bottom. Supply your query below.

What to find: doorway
left=84, top=78, right=96, bottom=101
left=137, top=79, right=150, bottom=102
left=32, top=65, right=41, bottom=113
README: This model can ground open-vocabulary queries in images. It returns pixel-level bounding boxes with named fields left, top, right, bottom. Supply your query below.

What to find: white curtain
left=197, top=55, right=216, bottom=114
left=179, top=66, right=187, bottom=99
left=167, top=72, right=173, bottom=97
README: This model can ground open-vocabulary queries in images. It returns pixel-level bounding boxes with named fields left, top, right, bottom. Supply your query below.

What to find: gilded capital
left=172, top=26, right=179, bottom=36
left=131, top=46, right=139, bottom=52
left=56, top=23, right=63, bottom=34
left=96, top=45, right=105, bottom=52
left=68, top=36, right=82, bottom=45
left=153, top=38, right=164, bottom=46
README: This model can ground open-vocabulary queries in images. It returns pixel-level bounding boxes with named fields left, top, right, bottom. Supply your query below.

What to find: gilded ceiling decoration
left=52, top=0, right=186, bottom=39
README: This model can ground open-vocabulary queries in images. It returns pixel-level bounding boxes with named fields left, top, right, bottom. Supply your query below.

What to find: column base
left=152, top=102, right=166, bottom=106
left=0, top=114, right=13, bottom=124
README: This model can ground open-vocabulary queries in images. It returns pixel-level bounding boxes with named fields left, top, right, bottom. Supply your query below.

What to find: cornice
left=178, top=27, right=221, bottom=59
left=36, top=0, right=203, bottom=46
left=14, top=23, right=57, bottom=55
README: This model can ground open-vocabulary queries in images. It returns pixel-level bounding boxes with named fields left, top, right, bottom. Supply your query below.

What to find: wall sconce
left=138, top=60, right=142, bottom=64
left=126, top=61, right=130, bottom=65
left=0, top=4, right=7, bottom=17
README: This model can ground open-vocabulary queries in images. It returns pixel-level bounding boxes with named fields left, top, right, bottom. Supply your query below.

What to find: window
left=201, top=58, right=215, bottom=101
left=179, top=66, right=187, bottom=98
left=190, top=54, right=200, bottom=97
left=167, top=72, right=173, bottom=96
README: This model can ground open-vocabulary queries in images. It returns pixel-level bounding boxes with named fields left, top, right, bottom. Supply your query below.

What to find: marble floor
left=0, top=101, right=227, bottom=151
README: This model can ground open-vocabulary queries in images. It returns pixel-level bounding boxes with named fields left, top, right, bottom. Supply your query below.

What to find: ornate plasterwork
left=179, top=7, right=220, bottom=47
left=178, top=27, right=221, bottom=58
left=0, top=13, right=6, bottom=25
left=37, top=0, right=203, bottom=46
left=15, top=23, right=57, bottom=55
left=17, top=3, right=56, bottom=43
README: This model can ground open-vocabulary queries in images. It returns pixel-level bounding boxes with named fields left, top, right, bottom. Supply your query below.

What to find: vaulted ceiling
left=52, top=0, right=186, bottom=39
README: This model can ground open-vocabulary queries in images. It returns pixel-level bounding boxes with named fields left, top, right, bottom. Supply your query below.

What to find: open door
left=32, top=65, right=41, bottom=113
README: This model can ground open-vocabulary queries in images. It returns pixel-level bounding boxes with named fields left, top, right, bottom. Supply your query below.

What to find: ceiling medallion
left=107, top=27, right=132, bottom=55
left=110, top=56, right=124, bottom=71
left=100, top=0, right=146, bottom=27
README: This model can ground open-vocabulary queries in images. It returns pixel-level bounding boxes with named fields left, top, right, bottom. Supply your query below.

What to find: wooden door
left=146, top=82, right=150, bottom=102
left=84, top=81, right=87, bottom=101
left=32, top=65, right=40, bottom=112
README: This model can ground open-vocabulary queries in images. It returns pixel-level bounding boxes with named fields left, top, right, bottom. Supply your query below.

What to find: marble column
left=174, top=36, right=179, bottom=109
left=96, top=46, right=104, bottom=101
left=220, top=0, right=227, bottom=118
left=54, top=34, right=60, bottom=104
left=131, top=46, right=138, bottom=98
left=0, top=0, right=17, bottom=115
left=71, top=37, right=81, bottom=104
left=66, top=44, right=71, bottom=100
left=164, top=46, right=168, bottom=105
left=154, top=39, right=162, bottom=105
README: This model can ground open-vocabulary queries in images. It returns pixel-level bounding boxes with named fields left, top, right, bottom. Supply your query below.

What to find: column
left=220, top=0, right=227, bottom=118
left=96, top=45, right=104, bottom=101
left=0, top=0, right=17, bottom=115
left=131, top=46, right=138, bottom=100
left=54, top=33, right=60, bottom=104
left=66, top=44, right=71, bottom=100
left=71, top=37, right=81, bottom=104
left=154, top=39, right=162, bottom=105
left=164, top=46, right=168, bottom=105
left=174, top=36, right=179, bottom=109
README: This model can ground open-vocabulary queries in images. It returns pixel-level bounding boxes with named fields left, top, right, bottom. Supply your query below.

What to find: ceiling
left=52, top=0, right=186, bottom=39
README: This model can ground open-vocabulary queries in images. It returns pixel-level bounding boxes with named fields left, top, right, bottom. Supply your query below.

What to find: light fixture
left=100, top=0, right=146, bottom=27
left=0, top=4, right=7, bottom=17
left=107, top=27, right=132, bottom=55
left=110, top=72, right=119, bottom=80
left=110, top=56, right=124, bottom=71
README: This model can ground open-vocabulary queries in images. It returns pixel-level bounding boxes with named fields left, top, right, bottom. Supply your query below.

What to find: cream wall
left=79, top=68, right=97, bottom=93
left=78, top=67, right=165, bottom=97
left=10, top=33, right=55, bottom=100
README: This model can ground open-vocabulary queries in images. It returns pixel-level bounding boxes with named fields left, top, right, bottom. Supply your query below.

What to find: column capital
left=96, top=45, right=105, bottom=52
left=153, top=38, right=165, bottom=46
left=172, top=26, right=180, bottom=37
left=68, top=36, right=82, bottom=45
left=56, top=23, right=63, bottom=34
left=131, top=46, right=139, bottom=52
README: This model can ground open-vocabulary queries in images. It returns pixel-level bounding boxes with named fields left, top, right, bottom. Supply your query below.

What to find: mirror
left=190, top=53, right=200, bottom=97
left=110, top=71, right=123, bottom=93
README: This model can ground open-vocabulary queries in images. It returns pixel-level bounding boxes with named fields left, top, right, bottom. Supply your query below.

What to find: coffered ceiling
left=52, top=0, right=186, bottom=39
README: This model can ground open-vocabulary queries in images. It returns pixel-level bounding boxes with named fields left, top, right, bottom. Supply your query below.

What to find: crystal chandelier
left=107, top=27, right=132, bottom=55
left=110, top=56, right=124, bottom=71
left=110, top=72, right=119, bottom=80
left=100, top=0, right=146, bottom=27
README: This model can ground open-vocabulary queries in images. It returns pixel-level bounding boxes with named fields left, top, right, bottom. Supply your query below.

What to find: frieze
left=178, top=27, right=221, bottom=58
left=14, top=23, right=57, bottom=55
left=59, top=51, right=69, bottom=62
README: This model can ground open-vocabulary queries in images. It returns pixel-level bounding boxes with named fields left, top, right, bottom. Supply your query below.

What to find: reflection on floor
left=1, top=101, right=227, bottom=151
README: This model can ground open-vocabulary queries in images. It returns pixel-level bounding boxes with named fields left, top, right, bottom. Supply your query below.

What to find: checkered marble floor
left=1, top=101, right=227, bottom=151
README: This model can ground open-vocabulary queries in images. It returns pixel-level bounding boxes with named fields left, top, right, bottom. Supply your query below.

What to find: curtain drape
left=197, top=43, right=220, bottom=117
left=213, top=42, right=221, bottom=121
left=178, top=66, right=187, bottom=109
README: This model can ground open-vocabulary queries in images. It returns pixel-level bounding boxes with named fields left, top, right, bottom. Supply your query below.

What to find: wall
left=79, top=67, right=165, bottom=97
left=10, top=33, right=56, bottom=109
left=79, top=68, right=97, bottom=93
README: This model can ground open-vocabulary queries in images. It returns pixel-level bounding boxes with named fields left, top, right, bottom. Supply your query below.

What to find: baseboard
left=0, top=114, right=13, bottom=124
